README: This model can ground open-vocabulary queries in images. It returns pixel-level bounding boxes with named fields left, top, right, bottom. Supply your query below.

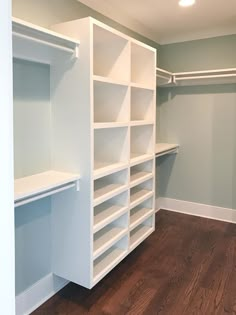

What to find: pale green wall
left=12, top=0, right=160, bottom=51
left=157, top=36, right=236, bottom=209
left=159, top=35, right=236, bottom=72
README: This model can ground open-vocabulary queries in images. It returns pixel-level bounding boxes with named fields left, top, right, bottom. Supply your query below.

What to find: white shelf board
left=93, top=247, right=127, bottom=285
left=93, top=225, right=127, bottom=259
left=93, top=75, right=129, bottom=87
left=130, top=225, right=154, bottom=252
left=94, top=161, right=128, bottom=180
left=93, top=182, right=128, bottom=207
left=14, top=170, right=80, bottom=203
left=130, top=153, right=154, bottom=167
left=156, top=67, right=236, bottom=87
left=130, top=188, right=153, bottom=209
left=93, top=203, right=128, bottom=233
left=130, top=120, right=154, bottom=127
left=155, top=143, right=179, bottom=158
left=130, top=208, right=153, bottom=230
left=130, top=82, right=155, bottom=90
left=130, top=170, right=153, bottom=188
left=94, top=122, right=129, bottom=129
left=12, top=17, right=79, bottom=64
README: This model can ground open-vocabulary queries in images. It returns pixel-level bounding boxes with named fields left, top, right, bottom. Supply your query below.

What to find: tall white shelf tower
left=52, top=17, right=156, bottom=289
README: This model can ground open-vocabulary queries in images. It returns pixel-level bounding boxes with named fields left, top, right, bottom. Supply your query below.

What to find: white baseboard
left=156, top=197, right=236, bottom=224
left=16, top=273, right=69, bottom=315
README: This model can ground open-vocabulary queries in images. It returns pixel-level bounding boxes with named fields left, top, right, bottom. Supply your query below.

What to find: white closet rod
left=13, top=31, right=77, bottom=55
left=15, top=183, right=75, bottom=207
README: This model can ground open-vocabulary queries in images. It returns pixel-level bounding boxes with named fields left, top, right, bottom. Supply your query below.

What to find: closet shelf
left=93, top=225, right=127, bottom=259
left=94, top=122, right=129, bottom=129
left=93, top=75, right=129, bottom=87
left=130, top=121, right=154, bottom=127
left=94, top=182, right=128, bottom=207
left=94, top=161, right=128, bottom=180
left=93, top=246, right=127, bottom=285
left=131, top=82, right=154, bottom=90
left=130, top=170, right=153, bottom=188
left=93, top=203, right=128, bottom=233
left=130, top=207, right=153, bottom=230
left=14, top=171, right=80, bottom=207
left=130, top=188, right=153, bottom=209
left=130, top=153, right=154, bottom=166
left=12, top=17, right=79, bottom=64
left=156, top=67, right=236, bottom=87
left=130, top=225, right=154, bottom=251
left=155, top=143, right=179, bottom=158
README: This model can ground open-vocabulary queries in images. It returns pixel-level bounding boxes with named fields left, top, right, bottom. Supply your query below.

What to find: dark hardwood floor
left=32, top=210, right=236, bottom=315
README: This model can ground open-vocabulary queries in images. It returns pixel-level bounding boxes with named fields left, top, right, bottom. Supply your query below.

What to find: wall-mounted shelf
left=14, top=171, right=80, bottom=207
left=156, top=67, right=236, bottom=87
left=12, top=17, right=79, bottom=64
left=155, top=143, right=179, bottom=158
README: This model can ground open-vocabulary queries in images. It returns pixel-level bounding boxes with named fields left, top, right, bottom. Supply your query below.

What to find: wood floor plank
left=32, top=210, right=236, bottom=315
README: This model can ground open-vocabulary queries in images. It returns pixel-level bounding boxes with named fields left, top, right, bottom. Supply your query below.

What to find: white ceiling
left=78, top=0, right=236, bottom=44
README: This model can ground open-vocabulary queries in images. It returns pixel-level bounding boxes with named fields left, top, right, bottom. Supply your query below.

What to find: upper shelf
left=12, top=17, right=80, bottom=64
left=155, top=143, right=179, bottom=158
left=156, top=67, right=236, bottom=87
left=15, top=170, right=80, bottom=207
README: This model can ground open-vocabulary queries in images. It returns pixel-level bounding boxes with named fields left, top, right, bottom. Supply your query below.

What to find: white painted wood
left=0, top=4, right=15, bottom=315
left=14, top=171, right=80, bottom=201
left=93, top=221, right=128, bottom=259
left=155, top=143, right=179, bottom=158
left=51, top=16, right=156, bottom=289
left=130, top=216, right=154, bottom=251
left=94, top=204, right=128, bottom=233
left=158, top=197, right=236, bottom=224
left=130, top=206, right=154, bottom=230
left=94, top=80, right=129, bottom=123
left=157, top=67, right=236, bottom=87
left=93, top=235, right=128, bottom=285
left=13, top=17, right=79, bottom=64
left=15, top=274, right=69, bottom=315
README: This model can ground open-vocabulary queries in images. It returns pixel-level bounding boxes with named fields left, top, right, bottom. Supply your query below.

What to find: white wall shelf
left=50, top=16, right=156, bottom=290
left=14, top=171, right=80, bottom=207
left=130, top=206, right=153, bottom=230
left=129, top=216, right=154, bottom=251
left=12, top=17, right=79, bottom=64
left=155, top=143, right=179, bottom=158
left=156, top=67, right=236, bottom=87
left=93, top=224, right=128, bottom=259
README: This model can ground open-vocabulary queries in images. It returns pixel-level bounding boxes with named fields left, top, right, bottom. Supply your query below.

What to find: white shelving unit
left=156, top=67, right=236, bottom=87
left=156, top=143, right=179, bottom=158
left=52, top=17, right=156, bottom=289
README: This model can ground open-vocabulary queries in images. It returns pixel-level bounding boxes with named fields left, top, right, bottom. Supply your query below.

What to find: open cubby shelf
left=130, top=160, right=153, bottom=188
left=93, top=235, right=128, bottom=285
left=93, top=223, right=127, bottom=259
left=131, top=87, right=154, bottom=123
left=130, top=216, right=154, bottom=251
left=130, top=197, right=154, bottom=230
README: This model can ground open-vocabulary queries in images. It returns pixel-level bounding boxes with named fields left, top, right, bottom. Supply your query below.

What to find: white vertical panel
left=0, top=4, right=15, bottom=315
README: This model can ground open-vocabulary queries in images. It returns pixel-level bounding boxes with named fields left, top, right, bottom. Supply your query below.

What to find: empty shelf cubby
left=94, top=127, right=129, bottom=178
left=93, top=24, right=130, bottom=81
left=131, top=42, right=155, bottom=88
left=130, top=125, right=154, bottom=165
left=93, top=168, right=128, bottom=206
left=130, top=197, right=154, bottom=230
left=131, top=87, right=154, bottom=123
left=93, top=81, right=129, bottom=125
left=93, top=235, right=128, bottom=285
left=130, top=216, right=154, bottom=251
left=93, top=191, right=128, bottom=233
left=93, top=213, right=128, bottom=259
left=130, top=159, right=153, bottom=188
left=130, top=178, right=153, bottom=209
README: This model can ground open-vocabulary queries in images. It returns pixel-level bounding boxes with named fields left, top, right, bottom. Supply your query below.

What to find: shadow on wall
left=157, top=84, right=236, bottom=209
